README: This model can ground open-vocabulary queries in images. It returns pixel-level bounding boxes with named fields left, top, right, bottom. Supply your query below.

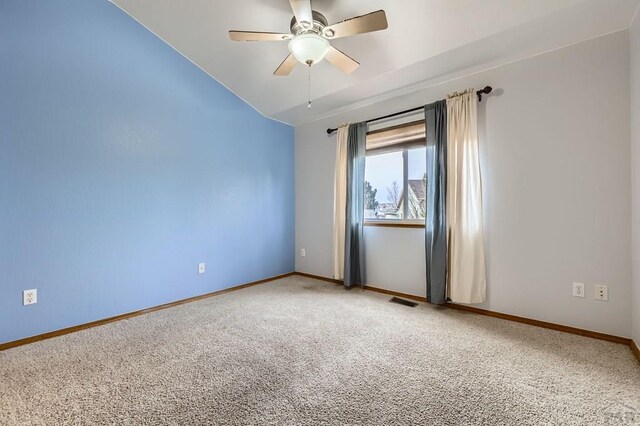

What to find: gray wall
left=631, top=12, right=640, bottom=345
left=295, top=31, right=632, bottom=337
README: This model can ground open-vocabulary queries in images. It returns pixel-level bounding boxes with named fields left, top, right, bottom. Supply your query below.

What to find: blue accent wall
left=0, top=0, right=295, bottom=344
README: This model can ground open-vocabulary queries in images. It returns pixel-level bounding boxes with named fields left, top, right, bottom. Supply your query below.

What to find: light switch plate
left=198, top=263, right=206, bottom=274
left=300, top=249, right=306, bottom=257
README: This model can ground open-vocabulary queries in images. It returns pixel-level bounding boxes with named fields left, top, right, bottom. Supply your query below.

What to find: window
left=364, top=121, right=426, bottom=226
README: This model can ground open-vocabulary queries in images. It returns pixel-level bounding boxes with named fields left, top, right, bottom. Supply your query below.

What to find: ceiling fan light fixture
left=288, top=33, right=329, bottom=65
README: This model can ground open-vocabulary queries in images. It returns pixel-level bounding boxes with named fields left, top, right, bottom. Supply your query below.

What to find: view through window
left=364, top=121, right=426, bottom=223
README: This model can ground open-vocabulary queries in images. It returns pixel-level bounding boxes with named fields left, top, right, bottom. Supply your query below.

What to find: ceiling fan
left=229, top=0, right=388, bottom=76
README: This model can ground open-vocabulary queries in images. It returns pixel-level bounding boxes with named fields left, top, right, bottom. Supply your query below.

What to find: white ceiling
left=111, top=0, right=640, bottom=125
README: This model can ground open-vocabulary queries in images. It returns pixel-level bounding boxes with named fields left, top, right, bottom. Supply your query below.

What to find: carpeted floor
left=1, top=276, right=639, bottom=425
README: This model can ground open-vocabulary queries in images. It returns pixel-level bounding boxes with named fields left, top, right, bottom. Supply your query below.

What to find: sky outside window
left=365, top=151, right=403, bottom=203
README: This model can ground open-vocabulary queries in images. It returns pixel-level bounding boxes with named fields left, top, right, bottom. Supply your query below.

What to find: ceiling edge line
left=287, top=26, right=630, bottom=127
left=107, top=1, right=292, bottom=127
left=630, top=1, right=640, bottom=28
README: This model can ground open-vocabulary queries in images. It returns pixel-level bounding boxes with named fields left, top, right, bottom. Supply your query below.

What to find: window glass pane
left=364, top=150, right=403, bottom=219
left=407, top=147, right=426, bottom=219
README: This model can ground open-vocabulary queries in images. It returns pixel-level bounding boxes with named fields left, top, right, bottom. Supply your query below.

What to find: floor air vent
left=389, top=297, right=418, bottom=307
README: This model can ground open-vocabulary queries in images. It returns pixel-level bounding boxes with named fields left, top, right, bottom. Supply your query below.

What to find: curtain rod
left=326, top=86, right=493, bottom=135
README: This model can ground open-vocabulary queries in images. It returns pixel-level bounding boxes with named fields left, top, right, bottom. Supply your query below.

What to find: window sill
left=364, top=221, right=425, bottom=229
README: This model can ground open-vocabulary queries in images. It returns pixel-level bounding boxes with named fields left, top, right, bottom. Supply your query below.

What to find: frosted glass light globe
left=288, top=33, right=330, bottom=65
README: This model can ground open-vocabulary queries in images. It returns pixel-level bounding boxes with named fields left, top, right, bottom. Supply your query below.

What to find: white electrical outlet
left=23, top=289, right=37, bottom=306
left=594, top=285, right=608, bottom=301
left=572, top=282, right=585, bottom=298
left=300, top=249, right=306, bottom=257
left=198, top=263, right=206, bottom=274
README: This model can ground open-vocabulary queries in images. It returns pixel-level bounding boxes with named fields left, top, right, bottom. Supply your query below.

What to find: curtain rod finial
left=477, top=86, right=493, bottom=102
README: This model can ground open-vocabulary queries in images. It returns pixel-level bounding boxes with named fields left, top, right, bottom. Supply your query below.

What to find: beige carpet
left=1, top=276, right=639, bottom=425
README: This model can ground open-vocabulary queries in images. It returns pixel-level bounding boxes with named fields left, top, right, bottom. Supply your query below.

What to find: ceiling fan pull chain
left=307, top=62, right=312, bottom=109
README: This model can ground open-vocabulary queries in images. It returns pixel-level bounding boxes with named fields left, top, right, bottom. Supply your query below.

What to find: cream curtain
left=332, top=125, right=349, bottom=280
left=446, top=90, right=486, bottom=303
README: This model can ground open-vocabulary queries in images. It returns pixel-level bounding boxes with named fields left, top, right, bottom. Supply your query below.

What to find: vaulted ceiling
left=111, top=0, right=640, bottom=125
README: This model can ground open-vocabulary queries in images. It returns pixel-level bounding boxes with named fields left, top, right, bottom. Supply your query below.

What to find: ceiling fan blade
left=289, top=0, right=313, bottom=27
left=274, top=54, right=298, bottom=76
left=323, top=10, right=388, bottom=39
left=325, top=46, right=359, bottom=74
left=229, top=31, right=292, bottom=42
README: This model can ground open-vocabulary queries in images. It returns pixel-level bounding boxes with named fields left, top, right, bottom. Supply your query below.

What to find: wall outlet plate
left=198, top=263, right=206, bottom=274
left=300, top=249, right=306, bottom=257
left=594, top=284, right=608, bottom=301
left=572, top=282, right=585, bottom=298
left=23, top=289, right=37, bottom=305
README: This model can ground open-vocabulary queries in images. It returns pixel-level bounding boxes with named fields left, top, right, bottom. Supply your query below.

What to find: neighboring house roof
left=408, top=179, right=425, bottom=201
left=397, top=179, right=426, bottom=209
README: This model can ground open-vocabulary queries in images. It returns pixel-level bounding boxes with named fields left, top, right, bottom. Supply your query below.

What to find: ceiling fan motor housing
left=290, top=11, right=329, bottom=36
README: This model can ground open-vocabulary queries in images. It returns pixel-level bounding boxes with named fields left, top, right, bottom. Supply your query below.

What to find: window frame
left=364, top=120, right=426, bottom=228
